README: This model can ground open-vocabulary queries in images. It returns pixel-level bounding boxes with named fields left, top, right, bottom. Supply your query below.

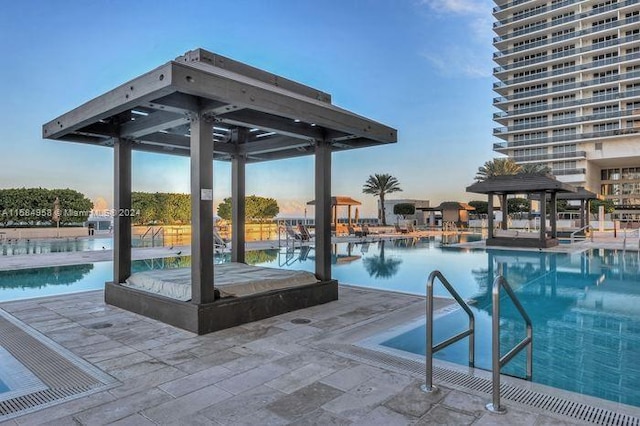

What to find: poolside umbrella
left=52, top=197, right=61, bottom=237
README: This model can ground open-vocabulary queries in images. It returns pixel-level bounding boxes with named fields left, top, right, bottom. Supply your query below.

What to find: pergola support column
left=539, top=191, right=547, bottom=243
left=500, top=194, right=508, bottom=230
left=231, top=128, right=248, bottom=264
left=113, top=137, right=131, bottom=284
left=315, top=139, right=332, bottom=281
left=487, top=193, right=494, bottom=239
left=190, top=113, right=215, bottom=304
left=550, top=192, right=557, bottom=239
left=487, top=192, right=493, bottom=238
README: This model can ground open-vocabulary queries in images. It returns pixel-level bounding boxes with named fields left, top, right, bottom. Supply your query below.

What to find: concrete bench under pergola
left=466, top=173, right=576, bottom=248
left=42, top=48, right=397, bottom=334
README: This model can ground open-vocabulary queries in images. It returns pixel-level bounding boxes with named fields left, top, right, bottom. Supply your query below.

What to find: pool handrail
left=570, top=224, right=593, bottom=244
left=422, top=270, right=475, bottom=393
left=486, top=275, right=533, bottom=414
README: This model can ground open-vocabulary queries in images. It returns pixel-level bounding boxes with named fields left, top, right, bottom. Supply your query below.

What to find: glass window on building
left=601, top=168, right=621, bottom=180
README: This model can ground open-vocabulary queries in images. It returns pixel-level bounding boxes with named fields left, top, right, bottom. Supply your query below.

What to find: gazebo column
left=580, top=199, right=586, bottom=229
left=315, top=139, right=332, bottom=281
left=500, top=194, right=508, bottom=230
left=487, top=193, right=494, bottom=239
left=190, top=113, right=215, bottom=304
left=539, top=191, right=547, bottom=243
left=348, top=205, right=352, bottom=226
left=231, top=128, right=248, bottom=264
left=113, top=137, right=131, bottom=284
left=550, top=192, right=558, bottom=239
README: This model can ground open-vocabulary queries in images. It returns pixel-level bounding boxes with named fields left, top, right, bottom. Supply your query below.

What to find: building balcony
left=513, top=151, right=587, bottom=162
left=494, top=109, right=640, bottom=134
left=493, top=89, right=640, bottom=111
left=493, top=33, right=640, bottom=69
left=494, top=13, right=639, bottom=45
left=552, top=168, right=586, bottom=176
left=494, top=0, right=635, bottom=29
left=493, top=128, right=640, bottom=150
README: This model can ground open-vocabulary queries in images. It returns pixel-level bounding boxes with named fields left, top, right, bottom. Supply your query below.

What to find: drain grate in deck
left=321, top=342, right=640, bottom=426
left=0, top=308, right=118, bottom=421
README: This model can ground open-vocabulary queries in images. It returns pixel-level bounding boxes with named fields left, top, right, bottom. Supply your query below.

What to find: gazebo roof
left=529, top=186, right=603, bottom=201
left=307, top=196, right=361, bottom=206
left=43, top=48, right=397, bottom=163
left=466, top=173, right=576, bottom=195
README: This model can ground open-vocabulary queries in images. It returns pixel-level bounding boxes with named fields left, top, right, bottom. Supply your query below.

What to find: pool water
left=1, top=236, right=639, bottom=407
left=379, top=246, right=640, bottom=407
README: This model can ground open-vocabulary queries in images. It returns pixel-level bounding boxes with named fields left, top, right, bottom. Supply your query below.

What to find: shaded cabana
left=529, top=186, right=603, bottom=232
left=307, top=196, right=362, bottom=231
left=418, top=202, right=475, bottom=229
left=466, top=174, right=576, bottom=248
left=43, top=48, right=397, bottom=334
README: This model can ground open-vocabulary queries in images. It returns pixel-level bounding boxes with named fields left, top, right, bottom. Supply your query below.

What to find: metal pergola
left=43, top=48, right=397, bottom=333
left=466, top=173, right=576, bottom=248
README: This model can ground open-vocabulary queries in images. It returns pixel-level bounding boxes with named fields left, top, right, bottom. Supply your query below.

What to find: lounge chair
left=214, top=229, right=228, bottom=252
left=298, top=224, right=315, bottom=241
left=395, top=224, right=409, bottom=234
left=284, top=224, right=303, bottom=240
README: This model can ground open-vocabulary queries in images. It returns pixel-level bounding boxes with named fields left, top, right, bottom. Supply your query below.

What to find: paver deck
left=0, top=286, right=593, bottom=425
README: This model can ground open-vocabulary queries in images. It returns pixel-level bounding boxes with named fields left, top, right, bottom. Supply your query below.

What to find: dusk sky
left=0, top=0, right=497, bottom=217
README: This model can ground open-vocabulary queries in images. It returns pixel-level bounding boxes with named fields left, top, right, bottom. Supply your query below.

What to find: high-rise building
left=493, top=0, right=640, bottom=211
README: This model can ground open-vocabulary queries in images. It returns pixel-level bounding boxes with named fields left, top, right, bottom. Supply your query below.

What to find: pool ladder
left=422, top=270, right=533, bottom=415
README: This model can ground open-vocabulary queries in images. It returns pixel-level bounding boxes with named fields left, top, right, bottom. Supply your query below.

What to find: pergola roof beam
left=216, top=109, right=324, bottom=141
left=120, top=110, right=191, bottom=139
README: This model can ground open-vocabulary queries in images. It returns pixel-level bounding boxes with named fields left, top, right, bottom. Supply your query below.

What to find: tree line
left=0, top=188, right=93, bottom=226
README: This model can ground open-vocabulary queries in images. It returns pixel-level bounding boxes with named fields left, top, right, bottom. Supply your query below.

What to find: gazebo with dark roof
left=466, top=173, right=576, bottom=248
left=42, top=48, right=397, bottom=334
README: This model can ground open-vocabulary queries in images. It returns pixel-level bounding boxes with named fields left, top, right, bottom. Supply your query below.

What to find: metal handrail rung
left=486, top=275, right=533, bottom=414
left=422, top=270, right=475, bottom=393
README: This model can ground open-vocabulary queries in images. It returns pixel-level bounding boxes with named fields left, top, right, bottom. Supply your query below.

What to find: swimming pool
left=0, top=237, right=113, bottom=256
left=1, top=237, right=639, bottom=407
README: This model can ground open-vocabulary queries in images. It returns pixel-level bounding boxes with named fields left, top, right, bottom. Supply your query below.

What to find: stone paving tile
left=320, top=364, right=385, bottom=392
left=108, top=413, right=157, bottom=425
left=73, top=387, right=173, bottom=425
left=13, top=390, right=116, bottom=425
left=215, top=363, right=290, bottom=395
left=167, top=414, right=217, bottom=425
left=174, top=348, right=244, bottom=374
left=384, top=380, right=447, bottom=418
left=265, top=363, right=336, bottom=394
left=266, top=382, right=344, bottom=421
left=351, top=405, right=418, bottom=425
left=199, top=385, right=285, bottom=424
left=159, top=365, right=234, bottom=397
left=441, top=387, right=490, bottom=418
left=108, top=365, right=187, bottom=399
left=75, top=341, right=139, bottom=364
left=231, top=408, right=290, bottom=426
left=141, top=384, right=233, bottom=423
left=416, top=405, right=476, bottom=425
left=473, top=406, right=539, bottom=426
left=95, top=350, right=154, bottom=371
left=105, top=358, right=169, bottom=381
left=322, top=374, right=413, bottom=420
left=535, top=414, right=582, bottom=425
left=220, top=348, right=289, bottom=374
left=272, top=349, right=356, bottom=372
left=289, top=408, right=353, bottom=425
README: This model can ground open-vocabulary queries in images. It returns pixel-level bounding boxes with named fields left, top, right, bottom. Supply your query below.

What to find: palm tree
left=519, top=163, right=551, bottom=174
left=475, top=158, right=521, bottom=181
left=362, top=173, right=402, bottom=226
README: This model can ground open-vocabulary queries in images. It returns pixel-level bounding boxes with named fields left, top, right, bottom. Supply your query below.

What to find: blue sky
left=0, top=0, right=497, bottom=217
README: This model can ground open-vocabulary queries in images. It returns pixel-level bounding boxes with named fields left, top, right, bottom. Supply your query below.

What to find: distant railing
left=571, top=225, right=593, bottom=244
